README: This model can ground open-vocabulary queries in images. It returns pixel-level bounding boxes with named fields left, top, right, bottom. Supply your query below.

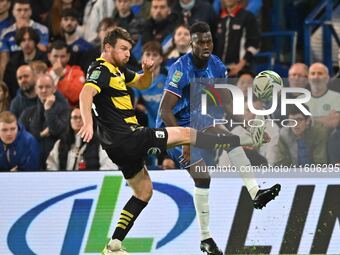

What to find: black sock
left=112, top=196, right=148, bottom=241
left=195, top=132, right=240, bottom=149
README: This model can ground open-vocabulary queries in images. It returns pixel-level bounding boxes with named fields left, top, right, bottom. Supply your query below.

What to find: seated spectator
left=10, top=65, right=37, bottom=118
left=231, top=97, right=279, bottom=166
left=20, top=73, right=69, bottom=169
left=172, top=0, right=218, bottom=34
left=0, top=111, right=40, bottom=171
left=60, top=8, right=93, bottom=54
left=48, top=40, right=85, bottom=106
left=236, top=70, right=255, bottom=97
left=141, top=0, right=179, bottom=53
left=0, top=0, right=12, bottom=36
left=29, top=59, right=48, bottom=75
left=0, top=0, right=49, bottom=80
left=328, top=125, right=340, bottom=166
left=288, top=63, right=309, bottom=98
left=164, top=24, right=191, bottom=69
left=80, top=17, right=117, bottom=72
left=47, top=0, right=82, bottom=42
left=272, top=104, right=328, bottom=167
left=133, top=41, right=167, bottom=128
left=113, top=0, right=140, bottom=32
left=304, top=62, right=340, bottom=129
left=214, top=0, right=260, bottom=77
left=0, top=81, right=10, bottom=113
left=4, top=27, right=48, bottom=98
left=81, top=0, right=115, bottom=43
left=47, top=107, right=117, bottom=170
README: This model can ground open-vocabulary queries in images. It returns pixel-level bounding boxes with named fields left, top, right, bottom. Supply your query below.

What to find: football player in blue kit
left=156, top=22, right=281, bottom=255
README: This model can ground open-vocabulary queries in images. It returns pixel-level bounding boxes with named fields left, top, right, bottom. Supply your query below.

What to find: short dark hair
left=142, top=41, right=163, bottom=56
left=287, top=104, right=310, bottom=118
left=48, top=40, right=70, bottom=53
left=190, top=21, right=210, bottom=35
left=102, top=27, right=134, bottom=49
left=15, top=26, right=39, bottom=45
left=13, top=0, right=31, bottom=6
left=61, top=8, right=80, bottom=21
left=238, top=69, right=256, bottom=78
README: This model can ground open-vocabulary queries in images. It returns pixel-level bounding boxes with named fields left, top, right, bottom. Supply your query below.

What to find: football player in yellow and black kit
left=78, top=27, right=264, bottom=255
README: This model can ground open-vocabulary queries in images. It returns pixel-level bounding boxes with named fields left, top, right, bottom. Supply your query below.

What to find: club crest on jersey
left=172, top=71, right=183, bottom=83
left=90, top=70, right=101, bottom=80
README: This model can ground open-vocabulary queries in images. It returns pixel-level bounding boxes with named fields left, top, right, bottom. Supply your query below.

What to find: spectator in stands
left=272, top=104, right=328, bottom=167
left=0, top=81, right=10, bottom=113
left=231, top=97, right=279, bottom=166
left=29, top=59, right=48, bottom=75
left=172, top=0, right=218, bottom=34
left=0, top=0, right=12, bottom=36
left=80, top=17, right=117, bottom=72
left=0, top=0, right=49, bottom=80
left=10, top=65, right=37, bottom=118
left=215, top=0, right=260, bottom=77
left=0, top=111, right=40, bottom=171
left=134, top=41, right=167, bottom=128
left=20, top=73, right=69, bottom=169
left=60, top=8, right=93, bottom=53
left=305, top=62, right=340, bottom=129
left=81, top=0, right=115, bottom=43
left=48, top=40, right=85, bottom=106
left=4, top=27, right=48, bottom=98
left=113, top=0, right=142, bottom=32
left=47, top=0, right=82, bottom=41
left=328, top=125, right=340, bottom=166
left=59, top=8, right=93, bottom=66
left=47, top=107, right=117, bottom=170
left=142, top=0, right=178, bottom=53
left=164, top=24, right=191, bottom=68
left=288, top=63, right=309, bottom=98
left=236, top=70, right=255, bottom=97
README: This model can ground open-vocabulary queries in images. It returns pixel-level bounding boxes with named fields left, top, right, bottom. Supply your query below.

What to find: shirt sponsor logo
left=169, top=81, right=178, bottom=88
left=155, top=131, right=165, bottom=138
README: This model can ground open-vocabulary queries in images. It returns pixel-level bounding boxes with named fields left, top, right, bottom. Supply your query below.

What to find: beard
left=63, top=28, right=77, bottom=36
left=22, top=84, right=35, bottom=94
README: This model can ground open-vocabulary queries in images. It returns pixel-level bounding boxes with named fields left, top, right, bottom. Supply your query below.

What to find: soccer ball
left=253, top=70, right=283, bottom=101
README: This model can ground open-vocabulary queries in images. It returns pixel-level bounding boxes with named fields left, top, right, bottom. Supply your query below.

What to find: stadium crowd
left=0, top=0, right=339, bottom=171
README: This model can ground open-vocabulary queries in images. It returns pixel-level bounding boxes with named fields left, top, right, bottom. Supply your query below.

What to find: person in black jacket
left=19, top=73, right=69, bottom=169
left=215, top=0, right=260, bottom=77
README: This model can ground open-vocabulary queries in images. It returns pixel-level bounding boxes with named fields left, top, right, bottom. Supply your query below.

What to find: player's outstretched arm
left=130, top=57, right=155, bottom=90
left=78, top=85, right=97, bottom=143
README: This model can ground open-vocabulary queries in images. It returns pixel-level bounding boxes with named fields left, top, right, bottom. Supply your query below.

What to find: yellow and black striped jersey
left=84, top=58, right=140, bottom=143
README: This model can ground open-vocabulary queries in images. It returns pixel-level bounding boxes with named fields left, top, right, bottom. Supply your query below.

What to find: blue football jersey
left=155, top=52, right=227, bottom=129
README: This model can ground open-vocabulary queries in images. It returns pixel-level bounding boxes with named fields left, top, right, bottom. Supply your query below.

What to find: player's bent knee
left=135, top=184, right=153, bottom=202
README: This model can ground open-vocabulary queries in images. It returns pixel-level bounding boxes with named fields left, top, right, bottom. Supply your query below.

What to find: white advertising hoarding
left=1, top=171, right=340, bottom=254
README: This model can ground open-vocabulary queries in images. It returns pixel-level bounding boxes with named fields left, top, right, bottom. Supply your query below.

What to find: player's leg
left=186, top=160, right=223, bottom=255
left=103, top=167, right=152, bottom=255
left=209, top=124, right=281, bottom=209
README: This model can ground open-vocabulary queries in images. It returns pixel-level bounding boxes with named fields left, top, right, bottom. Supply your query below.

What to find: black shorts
left=104, top=127, right=168, bottom=179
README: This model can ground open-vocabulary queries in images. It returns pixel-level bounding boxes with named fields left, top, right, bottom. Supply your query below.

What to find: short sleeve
left=84, top=65, right=111, bottom=93
left=164, top=63, right=187, bottom=98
